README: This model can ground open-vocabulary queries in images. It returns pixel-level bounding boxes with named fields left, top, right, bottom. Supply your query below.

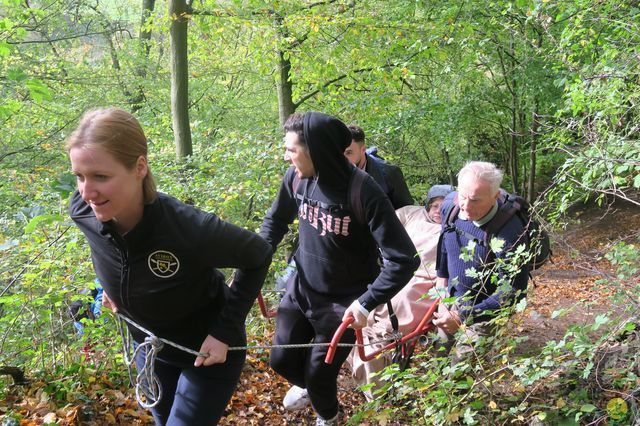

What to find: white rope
left=116, top=315, right=165, bottom=408
left=117, top=312, right=402, bottom=353
left=115, top=312, right=409, bottom=408
left=132, top=337, right=163, bottom=409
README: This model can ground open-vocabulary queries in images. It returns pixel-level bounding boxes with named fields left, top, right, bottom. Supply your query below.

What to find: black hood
left=303, top=112, right=352, bottom=190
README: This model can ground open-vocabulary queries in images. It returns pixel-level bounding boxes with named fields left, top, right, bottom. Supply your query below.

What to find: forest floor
left=512, top=200, right=640, bottom=357
left=1, top=200, right=639, bottom=425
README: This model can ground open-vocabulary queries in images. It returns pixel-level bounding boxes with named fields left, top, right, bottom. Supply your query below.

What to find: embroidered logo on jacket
left=148, top=250, right=180, bottom=278
left=299, top=201, right=351, bottom=236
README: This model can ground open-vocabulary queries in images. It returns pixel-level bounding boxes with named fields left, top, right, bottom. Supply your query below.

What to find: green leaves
left=592, top=314, right=609, bottom=330
left=52, top=173, right=77, bottom=198
left=0, top=41, right=10, bottom=56
left=489, top=237, right=505, bottom=254
left=25, top=79, right=52, bottom=102
left=580, top=403, right=597, bottom=413
left=6, top=68, right=27, bottom=81
left=24, top=214, right=64, bottom=234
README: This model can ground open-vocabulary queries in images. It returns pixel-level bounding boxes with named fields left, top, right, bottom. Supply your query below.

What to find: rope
left=132, top=337, right=163, bottom=409
left=116, top=316, right=165, bottom=408
left=117, top=312, right=403, bottom=354
left=115, top=312, right=409, bottom=408
left=261, top=289, right=285, bottom=294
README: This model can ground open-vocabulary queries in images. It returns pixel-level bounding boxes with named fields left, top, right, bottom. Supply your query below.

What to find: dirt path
left=514, top=200, right=640, bottom=356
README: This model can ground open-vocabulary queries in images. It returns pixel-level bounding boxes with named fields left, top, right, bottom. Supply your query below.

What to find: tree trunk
left=274, top=14, right=296, bottom=126
left=169, top=0, right=192, bottom=158
left=508, top=37, right=519, bottom=193
left=519, top=109, right=527, bottom=195
left=276, top=49, right=296, bottom=126
left=140, top=0, right=156, bottom=61
left=527, top=100, right=540, bottom=203
left=131, top=0, right=156, bottom=112
left=442, top=146, right=455, bottom=186
left=509, top=113, right=518, bottom=193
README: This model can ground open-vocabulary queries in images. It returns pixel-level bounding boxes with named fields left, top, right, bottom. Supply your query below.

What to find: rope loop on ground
left=116, top=315, right=169, bottom=408
left=132, top=336, right=164, bottom=409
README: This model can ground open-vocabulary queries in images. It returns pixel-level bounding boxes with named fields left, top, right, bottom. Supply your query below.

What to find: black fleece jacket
left=70, top=191, right=272, bottom=365
left=364, top=154, right=414, bottom=209
left=260, top=112, right=419, bottom=312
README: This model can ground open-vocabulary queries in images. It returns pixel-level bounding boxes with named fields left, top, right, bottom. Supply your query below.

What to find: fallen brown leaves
left=219, top=329, right=366, bottom=425
left=0, top=373, right=154, bottom=426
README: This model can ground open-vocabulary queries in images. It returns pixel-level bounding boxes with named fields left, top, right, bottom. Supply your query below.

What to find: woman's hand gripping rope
left=194, top=335, right=228, bottom=367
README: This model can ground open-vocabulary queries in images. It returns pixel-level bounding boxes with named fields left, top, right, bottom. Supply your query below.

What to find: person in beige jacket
left=348, top=184, right=454, bottom=401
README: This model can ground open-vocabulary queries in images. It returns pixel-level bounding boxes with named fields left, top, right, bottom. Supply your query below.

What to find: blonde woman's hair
left=66, top=107, right=157, bottom=204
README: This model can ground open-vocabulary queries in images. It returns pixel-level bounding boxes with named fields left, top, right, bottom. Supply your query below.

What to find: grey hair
left=458, top=161, right=503, bottom=193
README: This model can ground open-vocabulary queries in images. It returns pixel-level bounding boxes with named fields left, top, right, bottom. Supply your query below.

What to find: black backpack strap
left=484, top=195, right=519, bottom=244
left=436, top=194, right=459, bottom=270
left=348, top=167, right=368, bottom=225
left=436, top=232, right=445, bottom=271
left=387, top=301, right=399, bottom=334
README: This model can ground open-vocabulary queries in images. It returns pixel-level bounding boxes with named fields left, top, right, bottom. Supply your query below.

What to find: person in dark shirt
left=344, top=125, right=413, bottom=209
left=276, top=125, right=413, bottom=292
left=67, top=107, right=272, bottom=425
left=260, top=112, right=418, bottom=425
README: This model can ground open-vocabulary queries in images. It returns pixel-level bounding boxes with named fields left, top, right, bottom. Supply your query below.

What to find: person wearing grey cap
left=347, top=183, right=454, bottom=400
left=424, top=184, right=456, bottom=224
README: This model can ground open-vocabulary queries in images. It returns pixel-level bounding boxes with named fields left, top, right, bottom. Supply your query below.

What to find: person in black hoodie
left=260, top=112, right=419, bottom=425
left=66, top=107, right=272, bottom=425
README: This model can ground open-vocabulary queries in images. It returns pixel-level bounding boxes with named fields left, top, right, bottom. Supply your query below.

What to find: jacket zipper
left=111, top=233, right=130, bottom=310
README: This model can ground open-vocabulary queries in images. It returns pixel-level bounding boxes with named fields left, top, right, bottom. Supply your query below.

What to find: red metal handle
left=355, top=298, right=440, bottom=361
left=257, top=292, right=277, bottom=318
left=324, top=315, right=355, bottom=364
left=397, top=298, right=440, bottom=342
left=327, top=299, right=441, bottom=364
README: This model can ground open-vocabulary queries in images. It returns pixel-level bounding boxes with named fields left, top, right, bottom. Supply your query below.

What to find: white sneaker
left=282, top=385, right=311, bottom=411
left=315, top=414, right=339, bottom=426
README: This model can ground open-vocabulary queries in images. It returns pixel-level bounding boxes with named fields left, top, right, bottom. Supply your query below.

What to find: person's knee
left=306, top=362, right=338, bottom=393
left=269, top=349, right=303, bottom=382
left=269, top=349, right=287, bottom=375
